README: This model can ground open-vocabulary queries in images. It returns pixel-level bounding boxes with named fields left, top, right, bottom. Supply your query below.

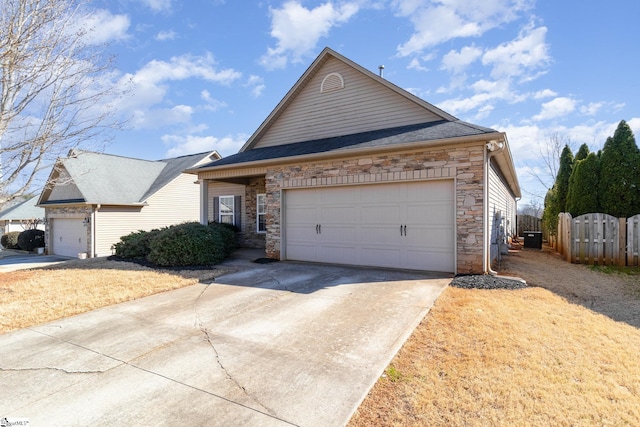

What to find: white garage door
left=284, top=180, right=455, bottom=272
left=51, top=218, right=87, bottom=257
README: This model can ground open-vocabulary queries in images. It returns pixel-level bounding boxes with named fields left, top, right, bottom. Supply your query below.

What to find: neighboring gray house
left=188, top=47, right=520, bottom=274
left=38, top=150, right=220, bottom=258
left=0, top=195, right=45, bottom=236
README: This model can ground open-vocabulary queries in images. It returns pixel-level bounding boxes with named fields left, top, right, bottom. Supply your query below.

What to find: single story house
left=187, top=48, right=520, bottom=274
left=38, top=150, right=220, bottom=258
left=0, top=195, right=45, bottom=235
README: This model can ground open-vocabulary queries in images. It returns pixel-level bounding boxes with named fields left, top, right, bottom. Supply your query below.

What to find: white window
left=219, top=195, right=235, bottom=225
left=257, top=193, right=266, bottom=233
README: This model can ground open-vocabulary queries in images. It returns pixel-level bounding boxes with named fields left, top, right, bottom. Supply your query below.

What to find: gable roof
left=39, top=150, right=219, bottom=206
left=241, top=47, right=457, bottom=152
left=0, top=195, right=44, bottom=220
left=189, top=47, right=520, bottom=198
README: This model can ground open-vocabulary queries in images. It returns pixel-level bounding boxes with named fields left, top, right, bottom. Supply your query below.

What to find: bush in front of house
left=1, top=231, right=21, bottom=249
left=113, top=228, right=161, bottom=259
left=17, top=229, right=45, bottom=251
left=148, top=222, right=226, bottom=267
left=112, top=222, right=237, bottom=267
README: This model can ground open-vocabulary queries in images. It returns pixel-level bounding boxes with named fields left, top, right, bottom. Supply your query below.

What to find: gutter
left=484, top=139, right=505, bottom=275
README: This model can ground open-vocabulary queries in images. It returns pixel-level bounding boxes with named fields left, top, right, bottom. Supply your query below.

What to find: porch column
left=200, top=180, right=208, bottom=224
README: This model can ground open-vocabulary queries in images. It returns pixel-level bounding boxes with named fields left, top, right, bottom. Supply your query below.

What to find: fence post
left=619, top=217, right=626, bottom=266
left=565, top=214, right=572, bottom=263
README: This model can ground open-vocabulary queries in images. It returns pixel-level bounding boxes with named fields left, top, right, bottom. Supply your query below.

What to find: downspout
left=91, top=204, right=100, bottom=258
left=484, top=140, right=505, bottom=275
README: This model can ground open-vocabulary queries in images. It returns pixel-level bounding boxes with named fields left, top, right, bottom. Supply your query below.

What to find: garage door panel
left=321, top=225, right=357, bottom=243
left=405, top=249, right=454, bottom=272
left=318, top=245, right=358, bottom=264
left=284, top=180, right=455, bottom=272
left=361, top=247, right=402, bottom=268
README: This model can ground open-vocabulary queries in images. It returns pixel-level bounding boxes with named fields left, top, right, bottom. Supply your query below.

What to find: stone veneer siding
left=45, top=206, right=93, bottom=255
left=264, top=143, right=486, bottom=274
left=241, top=177, right=267, bottom=248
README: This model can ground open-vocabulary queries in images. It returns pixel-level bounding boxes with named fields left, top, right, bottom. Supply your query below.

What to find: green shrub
left=17, top=229, right=45, bottom=251
left=113, top=228, right=161, bottom=259
left=1, top=231, right=21, bottom=249
left=148, top=222, right=226, bottom=267
left=208, top=222, right=238, bottom=256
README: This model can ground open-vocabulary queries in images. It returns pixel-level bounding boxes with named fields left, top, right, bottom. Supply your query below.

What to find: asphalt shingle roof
left=0, top=196, right=44, bottom=220
left=46, top=151, right=213, bottom=205
left=195, top=120, right=497, bottom=170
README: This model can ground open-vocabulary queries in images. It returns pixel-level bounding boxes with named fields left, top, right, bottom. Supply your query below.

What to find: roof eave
left=194, top=132, right=505, bottom=175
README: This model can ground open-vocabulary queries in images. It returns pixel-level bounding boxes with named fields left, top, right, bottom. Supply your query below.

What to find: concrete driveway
left=0, top=252, right=450, bottom=426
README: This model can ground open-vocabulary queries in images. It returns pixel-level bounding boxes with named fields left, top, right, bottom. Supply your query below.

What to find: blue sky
left=86, top=0, right=640, bottom=207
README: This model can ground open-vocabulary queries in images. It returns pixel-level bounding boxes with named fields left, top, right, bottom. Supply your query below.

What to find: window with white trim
left=219, top=195, right=235, bottom=225
left=257, top=193, right=266, bottom=233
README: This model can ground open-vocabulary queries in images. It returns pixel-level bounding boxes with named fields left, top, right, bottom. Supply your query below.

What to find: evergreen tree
left=566, top=153, right=600, bottom=216
left=555, top=145, right=574, bottom=213
left=542, top=186, right=559, bottom=236
left=574, top=143, right=590, bottom=162
left=598, top=120, right=640, bottom=217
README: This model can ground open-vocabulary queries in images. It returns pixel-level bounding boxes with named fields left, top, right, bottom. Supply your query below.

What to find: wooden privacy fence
left=516, top=214, right=542, bottom=236
left=557, top=212, right=640, bottom=266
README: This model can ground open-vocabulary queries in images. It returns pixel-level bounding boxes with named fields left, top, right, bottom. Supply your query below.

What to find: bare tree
left=517, top=199, right=542, bottom=218
left=526, top=132, right=573, bottom=193
left=0, top=0, right=123, bottom=208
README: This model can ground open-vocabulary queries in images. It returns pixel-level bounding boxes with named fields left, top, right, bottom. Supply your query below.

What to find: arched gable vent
left=320, top=72, right=344, bottom=93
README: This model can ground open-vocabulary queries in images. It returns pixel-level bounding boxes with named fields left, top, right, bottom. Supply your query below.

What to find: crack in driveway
left=193, top=284, right=282, bottom=420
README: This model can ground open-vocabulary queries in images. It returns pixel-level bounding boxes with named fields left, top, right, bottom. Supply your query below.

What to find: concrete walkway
left=0, top=252, right=450, bottom=426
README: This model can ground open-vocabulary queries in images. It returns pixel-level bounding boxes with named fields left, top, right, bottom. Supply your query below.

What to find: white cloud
left=245, top=75, right=266, bottom=97
left=155, top=30, right=177, bottom=41
left=200, top=90, right=227, bottom=111
left=260, top=1, right=359, bottom=70
left=580, top=102, right=603, bottom=116
left=163, top=134, right=248, bottom=157
left=408, top=57, right=429, bottom=71
left=533, top=97, right=576, bottom=121
left=533, top=89, right=557, bottom=99
left=115, top=54, right=241, bottom=128
left=139, top=0, right=172, bottom=12
left=628, top=118, right=640, bottom=137
left=77, top=9, right=130, bottom=45
left=394, top=0, right=535, bottom=56
left=131, top=104, right=193, bottom=129
left=133, top=53, right=241, bottom=86
left=441, top=45, right=483, bottom=74
left=482, top=25, right=550, bottom=80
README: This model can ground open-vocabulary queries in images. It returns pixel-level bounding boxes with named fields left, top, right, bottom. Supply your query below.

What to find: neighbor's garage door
left=284, top=180, right=455, bottom=272
left=51, top=218, right=86, bottom=257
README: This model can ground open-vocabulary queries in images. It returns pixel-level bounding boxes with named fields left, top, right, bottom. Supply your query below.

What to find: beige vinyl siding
left=255, top=57, right=442, bottom=148
left=488, top=162, right=517, bottom=265
left=206, top=182, right=245, bottom=224
left=47, top=168, right=84, bottom=201
left=93, top=173, right=200, bottom=256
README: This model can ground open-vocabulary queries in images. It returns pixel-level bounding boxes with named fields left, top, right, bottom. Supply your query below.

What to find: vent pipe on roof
left=378, top=65, right=384, bottom=78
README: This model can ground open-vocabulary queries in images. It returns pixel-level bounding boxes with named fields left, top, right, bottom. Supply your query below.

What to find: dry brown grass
left=349, top=250, right=640, bottom=426
left=0, top=258, right=226, bottom=334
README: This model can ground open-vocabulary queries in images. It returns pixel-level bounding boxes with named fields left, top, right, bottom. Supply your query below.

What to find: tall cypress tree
left=574, top=143, right=590, bottom=162
left=567, top=153, right=600, bottom=216
left=598, top=120, right=640, bottom=217
left=555, top=145, right=574, bottom=213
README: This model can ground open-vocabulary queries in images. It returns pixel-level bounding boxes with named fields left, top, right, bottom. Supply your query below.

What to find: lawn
left=0, top=257, right=225, bottom=334
left=349, top=249, right=640, bottom=426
